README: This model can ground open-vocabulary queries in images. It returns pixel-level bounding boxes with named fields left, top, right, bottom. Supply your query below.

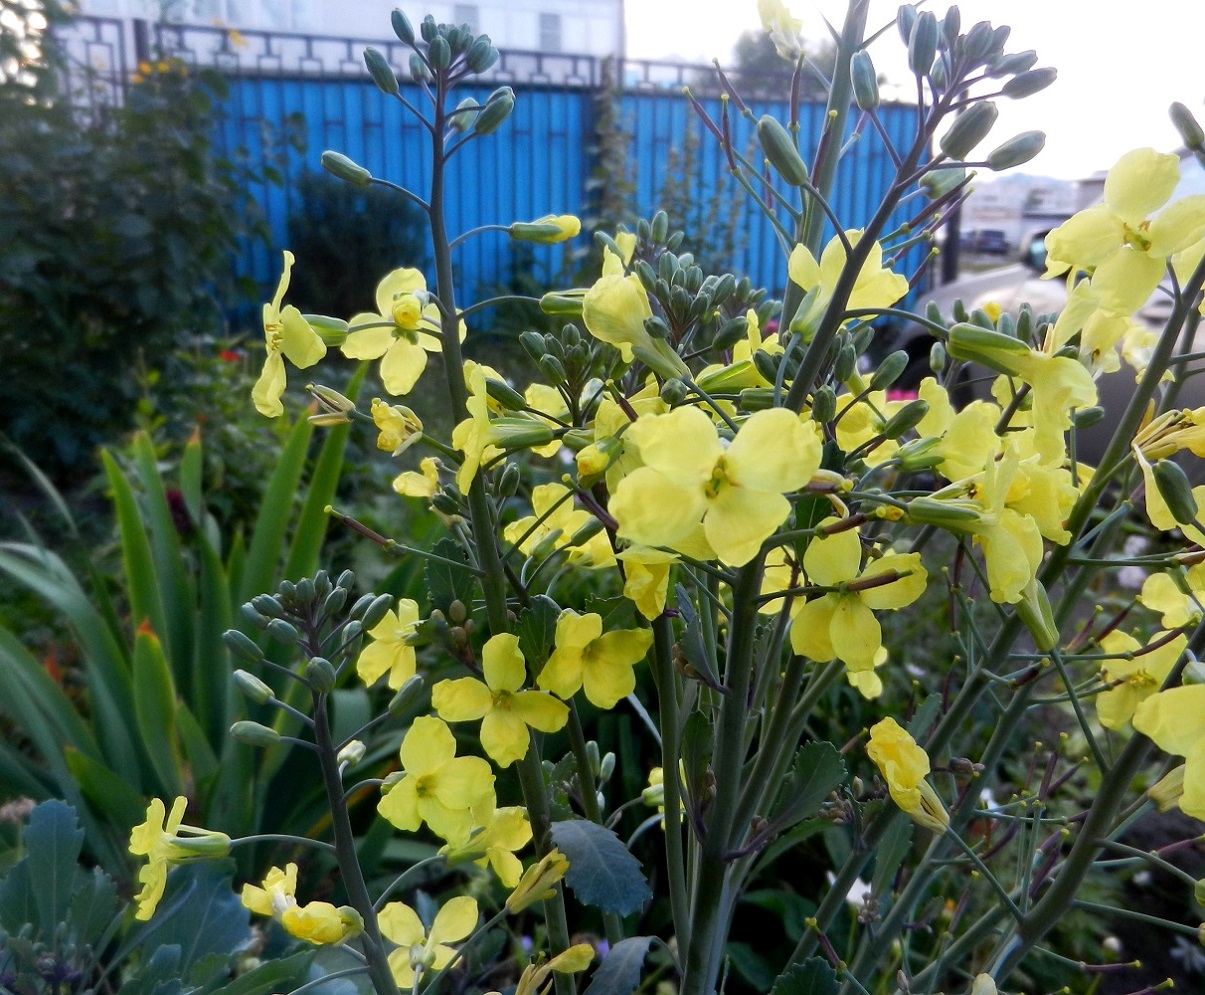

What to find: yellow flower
left=582, top=272, right=688, bottom=378
left=608, top=405, right=822, bottom=567
left=1139, top=565, right=1205, bottom=629
left=440, top=806, right=532, bottom=887
left=504, top=482, right=615, bottom=569
left=513, top=944, right=595, bottom=995
left=340, top=268, right=450, bottom=395
left=1096, top=630, right=1186, bottom=730
left=451, top=364, right=554, bottom=493
left=371, top=398, right=423, bottom=456
left=511, top=214, right=581, bottom=243
left=356, top=600, right=421, bottom=689
left=616, top=545, right=678, bottom=620
left=538, top=610, right=653, bottom=709
left=253, top=251, right=327, bottom=417
left=789, top=519, right=926, bottom=673
left=787, top=231, right=909, bottom=335
left=1133, top=687, right=1205, bottom=819
left=1045, top=148, right=1205, bottom=315
left=758, top=0, right=802, bottom=60
left=378, top=716, right=496, bottom=844
left=866, top=718, right=948, bottom=834
left=128, top=797, right=231, bottom=921
left=432, top=633, right=569, bottom=767
left=380, top=896, right=479, bottom=989
left=393, top=456, right=442, bottom=500
left=506, top=849, right=570, bottom=913
left=281, top=902, right=363, bottom=946
left=241, top=863, right=298, bottom=919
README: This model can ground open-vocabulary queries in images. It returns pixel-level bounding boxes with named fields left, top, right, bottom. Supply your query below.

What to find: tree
left=729, top=29, right=836, bottom=101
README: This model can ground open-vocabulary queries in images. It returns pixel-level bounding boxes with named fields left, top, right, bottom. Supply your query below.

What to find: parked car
left=964, top=228, right=1010, bottom=255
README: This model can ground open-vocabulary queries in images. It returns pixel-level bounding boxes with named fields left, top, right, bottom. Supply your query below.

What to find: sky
left=624, top=0, right=1205, bottom=181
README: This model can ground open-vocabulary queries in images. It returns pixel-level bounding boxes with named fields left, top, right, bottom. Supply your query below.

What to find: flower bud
left=303, top=315, right=350, bottom=347
left=850, top=50, right=879, bottom=111
left=306, top=657, right=338, bottom=692
left=391, top=9, right=414, bottom=44
left=988, top=50, right=1037, bottom=77
left=538, top=354, right=568, bottom=383
left=1148, top=764, right=1185, bottom=811
left=882, top=399, right=929, bottom=439
left=986, top=130, right=1045, bottom=171
left=485, top=377, right=527, bottom=411
left=224, top=628, right=265, bottom=664
left=576, top=436, right=621, bottom=485
left=539, top=293, right=584, bottom=317
left=408, top=52, right=431, bottom=83
left=757, top=115, right=808, bottom=186
left=388, top=674, right=426, bottom=717
left=337, top=739, right=366, bottom=767
left=920, top=166, right=966, bottom=198
left=811, top=384, right=837, bottom=424
left=1072, top=406, right=1105, bottom=429
left=939, top=101, right=998, bottom=160
left=241, top=604, right=271, bottom=629
left=360, top=593, right=395, bottom=630
left=266, top=618, right=300, bottom=644
left=1153, top=460, right=1200, bottom=526
left=896, top=436, right=943, bottom=472
left=1172, top=102, right=1205, bottom=152
left=712, top=314, right=748, bottom=351
left=322, top=586, right=348, bottom=617
left=946, top=323, right=1030, bottom=376
left=1001, top=67, right=1056, bottom=99
left=907, top=496, right=983, bottom=529
left=427, top=35, right=451, bottom=70
left=1014, top=578, right=1059, bottom=652
left=448, top=96, right=479, bottom=132
left=510, top=214, right=581, bottom=244
left=660, top=378, right=689, bottom=405
left=907, top=10, right=938, bottom=77
left=474, top=88, right=515, bottom=135
left=833, top=341, right=859, bottom=384
left=869, top=350, right=909, bottom=391
left=231, top=720, right=282, bottom=747
left=233, top=668, right=274, bottom=704
left=498, top=462, right=522, bottom=498
left=465, top=36, right=498, bottom=73
left=320, top=150, right=372, bottom=188
left=363, top=47, right=399, bottom=95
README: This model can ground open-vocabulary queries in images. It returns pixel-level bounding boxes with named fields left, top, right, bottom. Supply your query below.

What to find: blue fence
left=59, top=17, right=930, bottom=311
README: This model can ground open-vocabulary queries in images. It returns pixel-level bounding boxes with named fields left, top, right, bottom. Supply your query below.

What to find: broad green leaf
left=202, top=950, right=315, bottom=995
left=549, top=820, right=651, bottom=916
left=770, top=743, right=846, bottom=828
left=133, top=623, right=183, bottom=798
left=517, top=595, right=560, bottom=672
left=769, top=958, right=839, bottom=995
left=116, top=943, right=184, bottom=995
left=68, top=865, right=121, bottom=948
left=25, top=800, right=84, bottom=938
left=581, top=936, right=653, bottom=995
left=425, top=537, right=477, bottom=615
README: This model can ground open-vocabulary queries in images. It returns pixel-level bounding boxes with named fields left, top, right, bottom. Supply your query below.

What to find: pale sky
left=625, top=0, right=1205, bottom=181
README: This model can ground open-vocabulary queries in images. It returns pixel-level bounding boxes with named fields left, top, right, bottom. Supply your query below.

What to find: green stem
left=650, top=613, right=689, bottom=953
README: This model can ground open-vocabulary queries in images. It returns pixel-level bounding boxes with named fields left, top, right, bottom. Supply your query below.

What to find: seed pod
left=757, top=115, right=809, bottom=186
left=1001, top=67, right=1056, bottom=99
left=363, top=47, right=399, bottom=95
left=940, top=101, right=998, bottom=160
left=320, top=150, right=372, bottom=188
left=869, top=350, right=909, bottom=391
left=850, top=49, right=879, bottom=111
left=391, top=8, right=414, bottom=44
left=1154, top=460, right=1200, bottom=526
left=987, top=131, right=1045, bottom=171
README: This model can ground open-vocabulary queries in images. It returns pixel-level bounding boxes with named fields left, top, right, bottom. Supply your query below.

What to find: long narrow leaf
left=132, top=622, right=183, bottom=798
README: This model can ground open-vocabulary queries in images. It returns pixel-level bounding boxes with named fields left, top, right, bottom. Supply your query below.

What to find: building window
left=453, top=3, right=477, bottom=32
left=538, top=12, right=561, bottom=52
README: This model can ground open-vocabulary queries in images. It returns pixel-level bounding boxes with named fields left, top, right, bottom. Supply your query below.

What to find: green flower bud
left=449, top=96, right=479, bottom=132
left=409, top=52, right=431, bottom=83
left=757, top=115, right=809, bottom=186
left=941, top=7, right=960, bottom=46
left=538, top=354, right=568, bottom=384
left=562, top=427, right=594, bottom=451
left=1014, top=579, right=1059, bottom=652
left=1001, top=67, right=1057, bottom=99
left=232, top=668, right=274, bottom=704
left=498, top=462, right=522, bottom=499
left=882, top=398, right=930, bottom=439
left=465, top=36, right=498, bottom=73
left=907, top=495, right=982, bottom=529
left=988, top=50, right=1037, bottom=77
left=987, top=131, right=1045, bottom=170
left=388, top=674, right=427, bottom=717
left=266, top=618, right=299, bottom=644
left=363, top=47, right=399, bottom=95
left=427, top=35, right=451, bottom=70
left=869, top=350, right=909, bottom=391
left=336, top=569, right=355, bottom=590
left=320, top=150, right=372, bottom=188
left=896, top=436, right=943, bottom=472
left=337, top=739, right=366, bottom=767
left=1172, top=102, right=1205, bottom=152
left=711, top=314, right=748, bottom=351
left=920, top=166, right=966, bottom=198
left=485, top=377, right=527, bottom=411
left=738, top=387, right=775, bottom=411
left=896, top=4, right=917, bottom=46
left=419, top=15, right=437, bottom=42
left=490, top=417, right=557, bottom=451
left=241, top=604, right=270, bottom=629
left=231, top=720, right=282, bottom=747
left=962, top=21, right=995, bottom=64
left=1072, top=406, right=1105, bottom=429
left=929, top=341, right=947, bottom=373
left=474, top=88, right=515, bottom=135
left=391, top=9, right=414, bottom=44
left=940, top=101, right=998, bottom=160
left=752, top=348, right=782, bottom=385
left=907, top=10, right=938, bottom=77
left=811, top=384, right=837, bottom=424
left=1154, top=460, right=1200, bottom=526
left=348, top=593, right=375, bottom=619
left=850, top=49, right=879, bottom=111
left=306, top=656, right=338, bottom=693
left=660, top=378, right=689, bottom=405
left=520, top=329, right=547, bottom=359
left=224, top=629, right=264, bottom=664
left=295, top=577, right=316, bottom=603
left=947, top=322, right=1030, bottom=375
left=360, top=593, right=395, bottom=631
left=538, top=293, right=583, bottom=316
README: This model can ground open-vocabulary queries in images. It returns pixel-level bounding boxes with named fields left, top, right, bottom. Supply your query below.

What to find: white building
left=77, top=0, right=625, bottom=58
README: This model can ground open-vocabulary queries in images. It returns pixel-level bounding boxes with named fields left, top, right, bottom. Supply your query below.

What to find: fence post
left=133, top=19, right=150, bottom=63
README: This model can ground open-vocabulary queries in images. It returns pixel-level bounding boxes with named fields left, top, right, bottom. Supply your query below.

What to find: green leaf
left=117, top=943, right=185, bottom=995
left=0, top=857, right=34, bottom=935
left=63, top=747, right=149, bottom=833
left=581, top=936, right=653, bottom=995
left=25, top=800, right=84, bottom=937
left=769, top=958, right=839, bottom=995
left=425, top=537, right=477, bottom=615
left=202, top=950, right=315, bottom=995
left=133, top=622, right=183, bottom=798
left=517, top=595, right=560, bottom=673
left=770, top=743, right=846, bottom=828
left=907, top=695, right=942, bottom=741
left=548, top=820, right=651, bottom=915
left=680, top=710, right=713, bottom=822
left=726, top=941, right=777, bottom=992
left=673, top=587, right=724, bottom=691
left=68, top=865, right=121, bottom=948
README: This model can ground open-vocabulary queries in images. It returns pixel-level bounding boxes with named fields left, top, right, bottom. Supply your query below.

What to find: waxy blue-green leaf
left=549, top=820, right=651, bottom=915
left=582, top=937, right=654, bottom=995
